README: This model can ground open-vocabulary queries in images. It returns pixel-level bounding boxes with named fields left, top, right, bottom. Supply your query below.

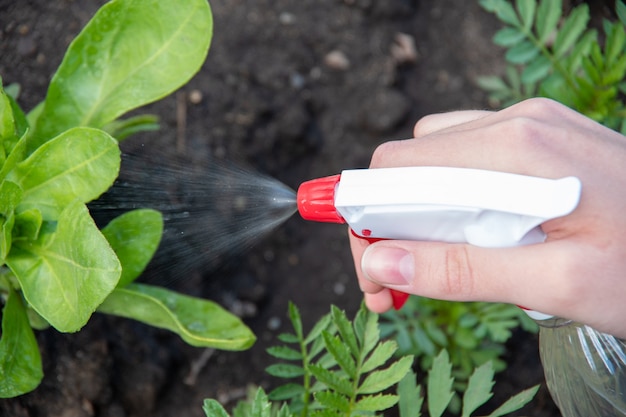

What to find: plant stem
left=299, top=334, right=312, bottom=417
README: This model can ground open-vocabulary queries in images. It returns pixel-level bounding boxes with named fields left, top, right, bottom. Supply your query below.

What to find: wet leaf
left=7, top=201, right=121, bottom=332
left=98, top=283, right=255, bottom=350
left=28, top=0, right=213, bottom=149
left=0, top=286, right=43, bottom=398
left=102, top=208, right=163, bottom=287
left=8, top=127, right=120, bottom=219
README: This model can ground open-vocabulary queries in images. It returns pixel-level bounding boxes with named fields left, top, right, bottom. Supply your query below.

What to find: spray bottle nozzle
left=296, top=174, right=345, bottom=224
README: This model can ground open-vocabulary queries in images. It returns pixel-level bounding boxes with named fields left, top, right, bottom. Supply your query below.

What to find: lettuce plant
left=0, top=0, right=255, bottom=398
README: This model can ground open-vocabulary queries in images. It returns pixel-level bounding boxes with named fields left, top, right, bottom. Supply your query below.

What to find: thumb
left=360, top=240, right=570, bottom=314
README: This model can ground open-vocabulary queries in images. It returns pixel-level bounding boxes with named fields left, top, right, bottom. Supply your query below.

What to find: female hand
left=349, top=98, right=626, bottom=338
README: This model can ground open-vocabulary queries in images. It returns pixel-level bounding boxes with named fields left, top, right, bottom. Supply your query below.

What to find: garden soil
left=1, top=0, right=604, bottom=416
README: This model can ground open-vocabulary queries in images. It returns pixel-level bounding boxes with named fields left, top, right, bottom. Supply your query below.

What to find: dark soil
left=0, top=1, right=567, bottom=416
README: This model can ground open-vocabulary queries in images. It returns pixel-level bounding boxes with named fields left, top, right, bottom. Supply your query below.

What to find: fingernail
left=362, top=246, right=414, bottom=286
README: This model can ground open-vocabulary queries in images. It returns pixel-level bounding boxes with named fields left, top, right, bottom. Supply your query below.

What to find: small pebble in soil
left=279, top=12, right=296, bottom=25
left=188, top=89, right=203, bottom=104
left=391, top=32, right=418, bottom=64
left=333, top=282, right=346, bottom=295
left=267, top=316, right=282, bottom=331
left=324, top=50, right=350, bottom=71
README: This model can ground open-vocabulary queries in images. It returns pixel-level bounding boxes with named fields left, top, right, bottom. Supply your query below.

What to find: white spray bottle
left=296, top=166, right=626, bottom=417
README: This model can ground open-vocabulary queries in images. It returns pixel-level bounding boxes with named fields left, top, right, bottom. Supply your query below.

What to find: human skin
left=349, top=98, right=626, bottom=339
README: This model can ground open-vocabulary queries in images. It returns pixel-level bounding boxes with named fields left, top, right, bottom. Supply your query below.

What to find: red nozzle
left=297, top=174, right=345, bottom=224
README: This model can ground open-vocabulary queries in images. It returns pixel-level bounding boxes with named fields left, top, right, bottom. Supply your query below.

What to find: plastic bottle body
left=539, top=321, right=626, bottom=416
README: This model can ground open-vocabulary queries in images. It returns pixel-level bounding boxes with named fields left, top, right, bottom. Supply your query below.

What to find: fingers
left=413, top=110, right=493, bottom=138
left=360, top=240, right=598, bottom=319
left=371, top=98, right=596, bottom=178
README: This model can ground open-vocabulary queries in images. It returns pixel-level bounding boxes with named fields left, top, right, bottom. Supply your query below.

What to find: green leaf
left=564, top=29, right=597, bottom=73
left=397, top=371, right=423, bottom=417
left=604, top=54, right=626, bottom=85
left=0, top=180, right=22, bottom=260
left=493, top=27, right=526, bottom=47
left=515, top=0, right=536, bottom=31
left=323, top=331, right=357, bottom=378
left=97, top=283, right=255, bottom=350
left=427, top=350, right=454, bottom=417
left=331, top=306, right=359, bottom=358
left=5, top=94, right=28, bottom=146
left=266, top=363, right=305, bottom=378
left=361, top=340, right=398, bottom=373
left=485, top=384, right=540, bottom=417
left=0, top=286, right=43, bottom=398
left=358, top=305, right=380, bottom=359
left=101, top=114, right=160, bottom=141
left=490, top=0, right=521, bottom=26
left=0, top=130, right=27, bottom=182
left=8, top=127, right=120, bottom=219
left=13, top=208, right=42, bottom=242
left=268, top=383, right=305, bottom=401
left=521, top=55, right=552, bottom=84
left=618, top=0, right=626, bottom=27
left=461, top=361, right=495, bottom=417
left=308, top=364, right=353, bottom=396
left=28, top=0, right=213, bottom=150
left=553, top=4, right=589, bottom=59
left=358, top=355, right=414, bottom=394
left=0, top=88, right=16, bottom=144
left=604, top=21, right=625, bottom=66
left=203, top=399, right=230, bottom=417
left=535, top=0, right=562, bottom=43
left=505, top=41, right=540, bottom=64
left=266, top=345, right=302, bottom=361
left=355, top=393, right=399, bottom=412
left=102, top=209, right=163, bottom=287
left=288, top=302, right=303, bottom=340
left=7, top=201, right=121, bottom=332
left=250, top=388, right=272, bottom=417
left=315, top=391, right=350, bottom=413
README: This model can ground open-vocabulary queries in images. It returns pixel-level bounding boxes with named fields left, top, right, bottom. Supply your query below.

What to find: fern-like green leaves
left=478, top=0, right=626, bottom=133
left=379, top=297, right=536, bottom=413
left=202, top=303, right=539, bottom=417
left=268, top=302, right=413, bottom=416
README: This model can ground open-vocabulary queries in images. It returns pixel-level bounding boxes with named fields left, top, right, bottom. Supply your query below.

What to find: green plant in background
left=379, top=297, right=537, bottom=413
left=0, top=0, right=255, bottom=399
left=478, top=0, right=626, bottom=133
left=267, top=302, right=414, bottom=416
left=202, top=303, right=539, bottom=417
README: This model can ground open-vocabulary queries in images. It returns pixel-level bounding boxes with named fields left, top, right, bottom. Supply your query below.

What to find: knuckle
left=440, top=245, right=476, bottom=298
left=516, top=97, right=564, bottom=117
left=412, top=114, right=439, bottom=138
left=543, top=247, right=592, bottom=309
left=370, top=140, right=402, bottom=168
